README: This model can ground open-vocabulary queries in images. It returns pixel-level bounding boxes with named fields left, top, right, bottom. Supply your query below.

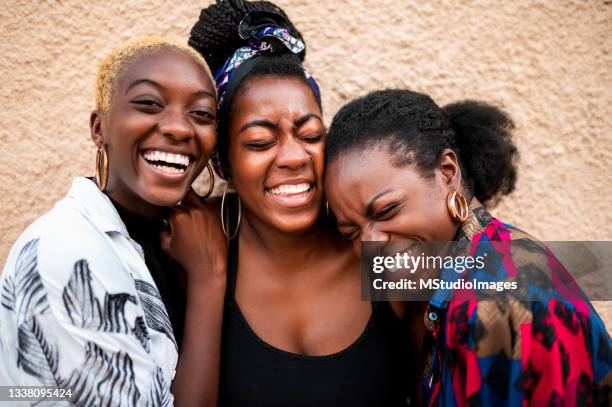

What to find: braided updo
left=189, top=0, right=306, bottom=74
left=188, top=0, right=317, bottom=177
left=325, top=89, right=519, bottom=206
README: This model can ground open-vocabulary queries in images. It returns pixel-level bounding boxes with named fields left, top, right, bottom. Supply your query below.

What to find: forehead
left=233, top=76, right=320, bottom=119
left=117, top=48, right=212, bottom=91
left=327, top=148, right=392, bottom=196
left=325, top=147, right=423, bottom=211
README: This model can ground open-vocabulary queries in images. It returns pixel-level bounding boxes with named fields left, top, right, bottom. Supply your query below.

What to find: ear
left=438, top=149, right=462, bottom=191
left=90, top=110, right=105, bottom=147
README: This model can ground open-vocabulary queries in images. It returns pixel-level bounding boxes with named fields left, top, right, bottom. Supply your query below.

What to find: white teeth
left=153, top=164, right=186, bottom=175
left=268, top=183, right=311, bottom=195
left=143, top=150, right=190, bottom=166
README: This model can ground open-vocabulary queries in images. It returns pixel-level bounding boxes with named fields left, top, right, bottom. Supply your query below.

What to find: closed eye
left=132, top=99, right=160, bottom=106
left=341, top=227, right=361, bottom=241
left=244, top=140, right=277, bottom=150
left=299, top=134, right=323, bottom=143
left=375, top=203, right=401, bottom=220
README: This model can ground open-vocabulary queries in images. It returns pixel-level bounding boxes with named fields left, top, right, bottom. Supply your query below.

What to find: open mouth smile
left=141, top=149, right=194, bottom=178
left=265, top=182, right=315, bottom=207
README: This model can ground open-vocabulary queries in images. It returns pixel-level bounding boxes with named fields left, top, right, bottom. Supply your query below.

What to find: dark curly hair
left=325, top=89, right=518, bottom=206
left=189, top=0, right=319, bottom=177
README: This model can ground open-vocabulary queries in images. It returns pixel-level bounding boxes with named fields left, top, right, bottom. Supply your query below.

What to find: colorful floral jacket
left=421, top=200, right=612, bottom=406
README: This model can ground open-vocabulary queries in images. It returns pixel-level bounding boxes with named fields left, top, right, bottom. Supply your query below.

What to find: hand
left=161, top=189, right=228, bottom=285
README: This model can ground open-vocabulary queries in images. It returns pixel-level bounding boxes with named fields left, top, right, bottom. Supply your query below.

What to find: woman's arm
left=173, top=264, right=226, bottom=407
left=445, top=299, right=611, bottom=405
left=162, top=190, right=228, bottom=407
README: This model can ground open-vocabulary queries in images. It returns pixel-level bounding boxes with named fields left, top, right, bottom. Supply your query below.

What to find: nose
left=361, top=225, right=390, bottom=243
left=275, top=135, right=311, bottom=170
left=158, top=108, right=193, bottom=141
left=351, top=227, right=390, bottom=259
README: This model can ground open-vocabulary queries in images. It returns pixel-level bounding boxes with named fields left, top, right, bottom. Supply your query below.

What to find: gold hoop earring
left=95, top=145, right=109, bottom=191
left=446, top=191, right=469, bottom=223
left=221, top=183, right=241, bottom=240
left=199, top=162, right=215, bottom=199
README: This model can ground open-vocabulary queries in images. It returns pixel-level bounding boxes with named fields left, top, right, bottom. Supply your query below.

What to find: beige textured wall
left=1, top=1, right=611, bottom=323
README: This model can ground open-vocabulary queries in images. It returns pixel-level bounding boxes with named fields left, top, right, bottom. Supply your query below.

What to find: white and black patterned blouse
left=0, top=177, right=178, bottom=406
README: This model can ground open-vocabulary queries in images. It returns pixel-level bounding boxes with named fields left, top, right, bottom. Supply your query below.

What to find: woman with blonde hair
left=0, top=37, right=225, bottom=406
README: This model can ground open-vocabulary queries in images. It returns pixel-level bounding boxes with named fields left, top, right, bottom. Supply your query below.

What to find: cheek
left=308, top=145, right=325, bottom=184
left=414, top=189, right=455, bottom=239
left=196, top=126, right=217, bottom=158
left=229, top=150, right=272, bottom=190
left=106, top=129, right=134, bottom=166
left=107, top=112, right=153, bottom=154
left=118, top=110, right=155, bottom=135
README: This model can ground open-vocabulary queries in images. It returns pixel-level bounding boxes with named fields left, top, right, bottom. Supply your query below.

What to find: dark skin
left=228, top=76, right=367, bottom=356
left=161, top=191, right=227, bottom=407
left=324, top=145, right=465, bottom=361
left=172, top=76, right=366, bottom=360
left=89, top=47, right=226, bottom=406
left=90, top=48, right=217, bottom=218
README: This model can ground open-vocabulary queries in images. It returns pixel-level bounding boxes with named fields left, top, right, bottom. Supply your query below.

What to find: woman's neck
left=105, top=189, right=166, bottom=220
left=239, top=212, right=343, bottom=267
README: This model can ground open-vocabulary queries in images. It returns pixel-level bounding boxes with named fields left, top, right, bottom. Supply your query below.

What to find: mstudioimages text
left=372, top=278, right=519, bottom=292
left=372, top=252, right=487, bottom=274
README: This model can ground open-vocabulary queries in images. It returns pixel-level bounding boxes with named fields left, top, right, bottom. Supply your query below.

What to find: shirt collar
left=428, top=198, right=492, bottom=309
left=65, top=177, right=129, bottom=237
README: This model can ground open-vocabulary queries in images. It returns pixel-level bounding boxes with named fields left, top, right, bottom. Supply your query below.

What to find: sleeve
left=0, top=236, right=174, bottom=407
left=445, top=298, right=611, bottom=406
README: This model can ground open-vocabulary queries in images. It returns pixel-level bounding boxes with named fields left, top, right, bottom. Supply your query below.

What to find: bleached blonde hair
left=95, top=36, right=214, bottom=112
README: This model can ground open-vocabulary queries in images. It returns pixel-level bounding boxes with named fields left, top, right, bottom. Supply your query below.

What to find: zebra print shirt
left=0, top=177, right=178, bottom=406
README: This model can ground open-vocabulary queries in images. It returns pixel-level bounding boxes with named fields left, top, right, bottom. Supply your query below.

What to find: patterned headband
left=211, top=11, right=321, bottom=179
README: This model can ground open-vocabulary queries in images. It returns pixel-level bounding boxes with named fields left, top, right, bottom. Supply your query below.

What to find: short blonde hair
left=95, top=36, right=214, bottom=112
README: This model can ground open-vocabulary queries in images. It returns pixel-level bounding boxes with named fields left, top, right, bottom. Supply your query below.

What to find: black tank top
left=219, top=238, right=416, bottom=406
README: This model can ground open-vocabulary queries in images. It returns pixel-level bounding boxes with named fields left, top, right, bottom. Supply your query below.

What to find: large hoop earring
left=446, top=191, right=469, bottom=223
left=221, top=183, right=241, bottom=240
left=198, top=162, right=215, bottom=199
left=95, top=145, right=109, bottom=191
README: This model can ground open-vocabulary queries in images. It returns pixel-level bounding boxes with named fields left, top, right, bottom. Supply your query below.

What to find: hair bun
left=443, top=100, right=519, bottom=205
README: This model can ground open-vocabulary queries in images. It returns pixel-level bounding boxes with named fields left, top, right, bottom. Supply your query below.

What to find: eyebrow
left=365, top=189, right=394, bottom=218
left=294, top=113, right=322, bottom=127
left=237, top=119, right=277, bottom=134
left=126, top=79, right=163, bottom=94
left=237, top=113, right=323, bottom=135
left=125, top=79, right=215, bottom=99
left=193, top=90, right=216, bottom=99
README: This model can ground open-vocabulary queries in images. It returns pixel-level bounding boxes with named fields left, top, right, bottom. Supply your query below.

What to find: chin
left=273, top=211, right=320, bottom=234
left=142, top=187, right=187, bottom=207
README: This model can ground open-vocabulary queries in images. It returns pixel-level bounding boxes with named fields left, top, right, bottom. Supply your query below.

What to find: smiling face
left=325, top=146, right=463, bottom=257
left=226, top=76, right=324, bottom=234
left=91, top=47, right=217, bottom=216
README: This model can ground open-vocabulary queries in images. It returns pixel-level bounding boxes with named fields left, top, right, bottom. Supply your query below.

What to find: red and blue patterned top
left=421, top=200, right=611, bottom=406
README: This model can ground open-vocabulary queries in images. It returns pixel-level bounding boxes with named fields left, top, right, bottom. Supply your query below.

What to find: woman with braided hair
left=166, top=0, right=415, bottom=405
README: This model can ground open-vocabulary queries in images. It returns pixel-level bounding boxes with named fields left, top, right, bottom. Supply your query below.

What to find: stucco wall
left=1, top=1, right=611, bottom=324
